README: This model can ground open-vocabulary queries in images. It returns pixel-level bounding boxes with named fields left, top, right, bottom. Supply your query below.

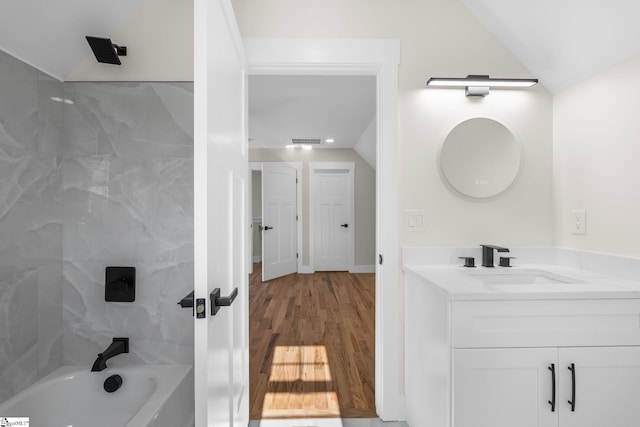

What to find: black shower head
left=85, top=36, right=127, bottom=65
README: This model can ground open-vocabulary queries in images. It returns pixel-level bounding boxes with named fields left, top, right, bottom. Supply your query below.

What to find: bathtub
left=0, top=364, right=194, bottom=427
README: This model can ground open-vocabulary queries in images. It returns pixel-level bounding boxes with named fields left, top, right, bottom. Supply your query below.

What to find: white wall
left=249, top=148, right=376, bottom=268
left=354, top=118, right=376, bottom=170
left=233, top=0, right=554, bottom=251
left=554, top=52, right=640, bottom=259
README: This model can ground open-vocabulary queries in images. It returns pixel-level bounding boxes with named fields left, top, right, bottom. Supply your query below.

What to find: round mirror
left=439, top=117, right=522, bottom=199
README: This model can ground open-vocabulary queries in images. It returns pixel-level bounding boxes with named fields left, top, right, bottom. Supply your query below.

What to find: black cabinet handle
left=548, top=363, right=556, bottom=412
left=211, top=287, right=238, bottom=316
left=341, top=224, right=349, bottom=228
left=263, top=226, right=273, bottom=231
left=568, top=363, right=576, bottom=412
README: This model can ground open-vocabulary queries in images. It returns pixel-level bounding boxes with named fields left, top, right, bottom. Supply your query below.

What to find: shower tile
left=0, top=80, right=39, bottom=151
left=0, top=49, right=64, bottom=401
left=63, top=260, right=194, bottom=365
left=0, top=267, right=39, bottom=401
left=0, top=343, right=39, bottom=403
left=38, top=263, right=63, bottom=376
left=63, top=82, right=193, bottom=158
left=0, top=147, right=62, bottom=269
left=63, top=156, right=193, bottom=263
left=0, top=50, right=40, bottom=82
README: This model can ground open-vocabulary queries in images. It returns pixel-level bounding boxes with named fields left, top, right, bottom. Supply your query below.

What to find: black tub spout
left=91, top=337, right=129, bottom=372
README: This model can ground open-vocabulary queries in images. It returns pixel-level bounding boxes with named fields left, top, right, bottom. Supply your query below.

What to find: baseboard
left=299, top=265, right=314, bottom=274
left=253, top=256, right=262, bottom=263
left=350, top=265, right=376, bottom=273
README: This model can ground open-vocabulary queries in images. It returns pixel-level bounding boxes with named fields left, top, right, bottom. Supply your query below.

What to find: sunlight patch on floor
left=262, top=345, right=340, bottom=418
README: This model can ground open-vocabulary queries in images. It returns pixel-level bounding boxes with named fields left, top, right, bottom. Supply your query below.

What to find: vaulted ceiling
left=0, top=0, right=640, bottom=93
left=462, top=0, right=640, bottom=93
left=1, top=0, right=639, bottom=92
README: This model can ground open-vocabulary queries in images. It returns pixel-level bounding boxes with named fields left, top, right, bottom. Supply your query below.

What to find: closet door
left=559, top=346, right=640, bottom=427
left=454, top=348, right=558, bottom=427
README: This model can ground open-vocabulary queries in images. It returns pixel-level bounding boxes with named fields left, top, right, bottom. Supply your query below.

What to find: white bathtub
left=0, top=364, right=194, bottom=427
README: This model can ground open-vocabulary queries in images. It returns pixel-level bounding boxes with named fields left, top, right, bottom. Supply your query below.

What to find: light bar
left=426, top=75, right=538, bottom=88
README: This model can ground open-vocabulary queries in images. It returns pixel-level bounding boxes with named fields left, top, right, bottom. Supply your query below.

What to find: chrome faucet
left=91, top=337, right=129, bottom=372
left=480, top=244, right=510, bottom=267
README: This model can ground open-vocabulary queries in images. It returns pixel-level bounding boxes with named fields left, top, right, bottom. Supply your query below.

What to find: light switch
left=404, top=209, right=426, bottom=231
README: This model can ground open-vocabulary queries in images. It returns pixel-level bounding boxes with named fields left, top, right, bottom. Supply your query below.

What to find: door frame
left=245, top=38, right=403, bottom=420
left=249, top=161, right=303, bottom=274
left=309, top=162, right=355, bottom=273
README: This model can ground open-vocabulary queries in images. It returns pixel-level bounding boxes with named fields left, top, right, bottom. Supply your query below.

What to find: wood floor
left=249, top=264, right=376, bottom=420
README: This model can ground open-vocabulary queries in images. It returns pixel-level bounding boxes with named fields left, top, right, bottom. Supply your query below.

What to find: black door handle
left=211, top=287, right=238, bottom=316
left=177, top=291, right=194, bottom=308
left=177, top=291, right=195, bottom=316
left=341, top=224, right=349, bottom=228
left=548, top=363, right=556, bottom=412
left=568, top=363, right=576, bottom=412
left=263, top=226, right=273, bottom=231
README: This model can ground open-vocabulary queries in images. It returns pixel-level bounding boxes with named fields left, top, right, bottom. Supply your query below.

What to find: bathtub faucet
left=91, top=337, right=129, bottom=372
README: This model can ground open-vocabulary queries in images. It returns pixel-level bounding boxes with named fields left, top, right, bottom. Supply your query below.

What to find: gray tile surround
left=0, top=50, right=63, bottom=402
left=1, top=49, right=195, bottom=402
left=62, top=82, right=194, bottom=366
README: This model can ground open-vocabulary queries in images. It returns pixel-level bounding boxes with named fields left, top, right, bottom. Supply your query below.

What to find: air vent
left=291, top=138, right=322, bottom=145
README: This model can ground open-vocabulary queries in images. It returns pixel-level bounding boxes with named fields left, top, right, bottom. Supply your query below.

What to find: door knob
left=263, top=226, right=273, bottom=231
left=340, top=224, right=349, bottom=228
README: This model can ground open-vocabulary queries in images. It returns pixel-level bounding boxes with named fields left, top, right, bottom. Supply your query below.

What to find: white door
left=311, top=164, right=354, bottom=271
left=454, top=348, right=559, bottom=427
left=193, top=0, right=249, bottom=426
left=261, top=163, right=297, bottom=281
left=560, top=346, right=640, bottom=427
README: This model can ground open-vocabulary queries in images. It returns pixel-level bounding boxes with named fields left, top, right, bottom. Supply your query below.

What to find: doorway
left=244, top=38, right=402, bottom=421
left=247, top=74, right=377, bottom=419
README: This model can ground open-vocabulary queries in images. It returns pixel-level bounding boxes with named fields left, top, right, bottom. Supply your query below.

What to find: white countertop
left=403, top=263, right=640, bottom=300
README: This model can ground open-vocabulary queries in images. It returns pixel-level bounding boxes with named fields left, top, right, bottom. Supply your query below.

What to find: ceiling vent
left=291, top=138, right=322, bottom=145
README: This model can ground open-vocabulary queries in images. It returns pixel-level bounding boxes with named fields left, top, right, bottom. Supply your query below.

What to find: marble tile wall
left=0, top=50, right=64, bottom=402
left=62, top=82, right=194, bottom=366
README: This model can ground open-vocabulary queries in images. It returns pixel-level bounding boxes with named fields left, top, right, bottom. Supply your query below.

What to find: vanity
left=403, top=248, right=640, bottom=427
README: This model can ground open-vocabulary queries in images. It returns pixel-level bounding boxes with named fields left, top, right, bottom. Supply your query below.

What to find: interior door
left=453, top=348, right=559, bottom=427
left=261, top=163, right=297, bottom=281
left=312, top=168, right=353, bottom=271
left=559, top=346, right=640, bottom=427
left=193, top=0, right=249, bottom=426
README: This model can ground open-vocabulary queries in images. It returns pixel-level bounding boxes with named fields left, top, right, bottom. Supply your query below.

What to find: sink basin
left=466, top=269, right=582, bottom=286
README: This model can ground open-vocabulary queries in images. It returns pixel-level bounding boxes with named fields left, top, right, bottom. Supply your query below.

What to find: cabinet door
left=559, top=346, right=640, bottom=427
left=454, top=348, right=559, bottom=427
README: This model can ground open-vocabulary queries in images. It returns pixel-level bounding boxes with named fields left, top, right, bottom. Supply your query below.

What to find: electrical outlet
left=571, top=210, right=586, bottom=235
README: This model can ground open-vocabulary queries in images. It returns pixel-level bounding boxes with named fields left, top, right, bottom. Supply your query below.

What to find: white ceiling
left=462, top=0, right=640, bottom=93
left=0, top=0, right=144, bottom=80
left=248, top=75, right=376, bottom=149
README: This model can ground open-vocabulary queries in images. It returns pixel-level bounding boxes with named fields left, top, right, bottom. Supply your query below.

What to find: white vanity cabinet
left=404, top=268, right=640, bottom=427
left=454, top=346, right=640, bottom=427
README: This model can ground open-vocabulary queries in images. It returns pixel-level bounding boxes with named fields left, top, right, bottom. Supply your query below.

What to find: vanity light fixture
left=426, top=75, right=538, bottom=97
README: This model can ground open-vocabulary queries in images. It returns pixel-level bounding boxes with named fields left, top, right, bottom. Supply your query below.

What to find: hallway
left=249, top=264, right=376, bottom=419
